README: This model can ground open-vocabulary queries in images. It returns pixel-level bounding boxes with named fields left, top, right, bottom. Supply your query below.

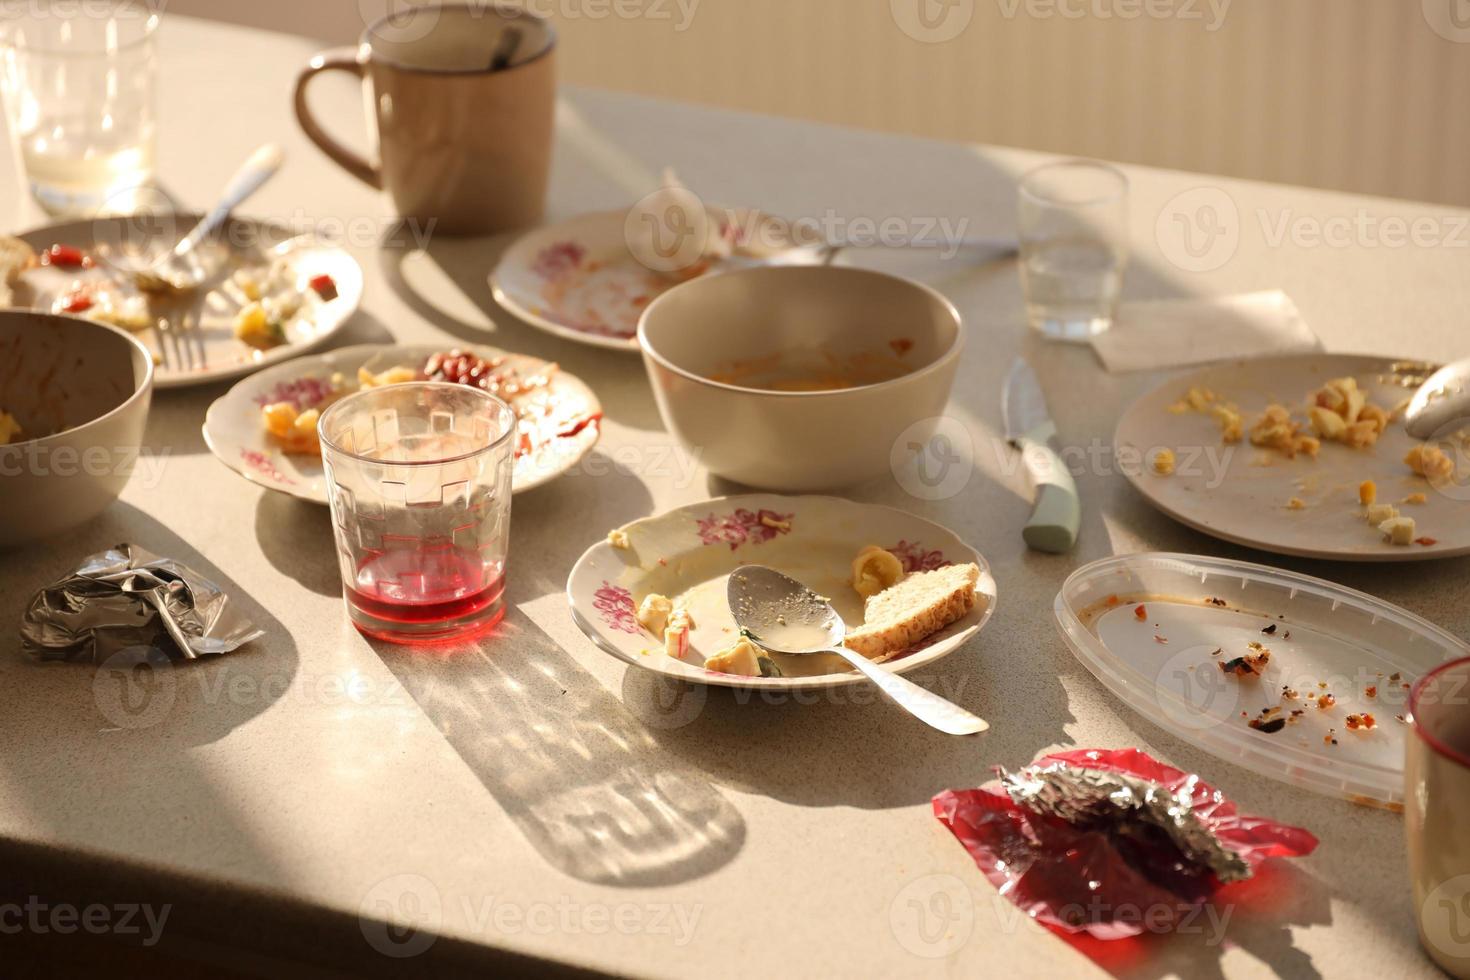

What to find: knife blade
left=1003, top=359, right=1081, bottom=553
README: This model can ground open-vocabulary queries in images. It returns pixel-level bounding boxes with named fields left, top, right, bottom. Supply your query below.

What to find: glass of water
left=0, top=2, right=160, bottom=217
left=1018, top=160, right=1129, bottom=341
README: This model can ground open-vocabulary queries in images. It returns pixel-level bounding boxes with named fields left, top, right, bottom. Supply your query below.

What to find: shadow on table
left=0, top=501, right=300, bottom=883
left=254, top=490, right=340, bottom=597
left=1048, top=862, right=1332, bottom=980
left=620, top=633, right=1073, bottom=810
left=500, top=447, right=657, bottom=599
left=366, top=602, right=744, bottom=888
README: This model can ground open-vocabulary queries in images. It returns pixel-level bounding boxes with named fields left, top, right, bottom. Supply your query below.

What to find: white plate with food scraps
left=203, top=343, right=602, bottom=502
left=1055, top=553, right=1469, bottom=807
left=1116, top=354, right=1470, bottom=562
left=490, top=208, right=807, bottom=352
left=4, top=216, right=362, bottom=389
left=566, top=494, right=998, bottom=691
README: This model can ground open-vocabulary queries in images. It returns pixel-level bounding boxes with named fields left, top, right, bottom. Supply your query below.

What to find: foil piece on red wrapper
left=932, top=748, right=1318, bottom=940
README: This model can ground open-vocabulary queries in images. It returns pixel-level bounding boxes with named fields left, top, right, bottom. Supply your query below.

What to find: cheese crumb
left=1379, top=516, right=1417, bottom=546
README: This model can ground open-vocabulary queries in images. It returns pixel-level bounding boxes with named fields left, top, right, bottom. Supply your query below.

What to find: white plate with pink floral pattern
left=566, top=494, right=998, bottom=691
left=491, top=210, right=684, bottom=351
left=491, top=208, right=803, bottom=352
left=203, top=343, right=602, bottom=503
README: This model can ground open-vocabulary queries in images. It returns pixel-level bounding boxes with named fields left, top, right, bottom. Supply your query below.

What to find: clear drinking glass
left=0, top=1, right=159, bottom=216
left=319, top=383, right=517, bottom=645
left=1018, top=160, right=1130, bottom=341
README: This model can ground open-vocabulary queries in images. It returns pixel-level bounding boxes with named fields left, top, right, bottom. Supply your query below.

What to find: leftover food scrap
left=258, top=350, right=600, bottom=467
left=0, top=409, right=21, bottom=446
left=1167, top=374, right=1459, bottom=548
left=843, top=562, right=980, bottom=661
left=851, top=545, right=904, bottom=600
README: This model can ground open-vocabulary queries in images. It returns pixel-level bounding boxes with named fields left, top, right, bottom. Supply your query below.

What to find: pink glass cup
left=318, top=382, right=516, bottom=644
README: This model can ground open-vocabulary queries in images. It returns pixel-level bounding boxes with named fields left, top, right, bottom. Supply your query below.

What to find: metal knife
left=1003, top=359, right=1081, bottom=554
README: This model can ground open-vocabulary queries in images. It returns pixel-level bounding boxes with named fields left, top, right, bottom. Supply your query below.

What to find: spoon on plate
left=1404, top=357, right=1470, bottom=440
left=727, top=565, right=989, bottom=736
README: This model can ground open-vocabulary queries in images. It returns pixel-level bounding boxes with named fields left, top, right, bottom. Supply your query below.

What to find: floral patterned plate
left=490, top=209, right=807, bottom=352
left=203, top=343, right=602, bottom=503
left=566, top=494, right=998, bottom=691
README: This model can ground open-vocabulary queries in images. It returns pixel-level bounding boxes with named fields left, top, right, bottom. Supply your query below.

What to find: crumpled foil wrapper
left=20, top=544, right=264, bottom=663
left=933, top=748, right=1318, bottom=940
left=998, top=761, right=1252, bottom=884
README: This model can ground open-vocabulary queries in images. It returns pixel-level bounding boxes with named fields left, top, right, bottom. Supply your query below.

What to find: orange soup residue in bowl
left=705, top=344, right=916, bottom=392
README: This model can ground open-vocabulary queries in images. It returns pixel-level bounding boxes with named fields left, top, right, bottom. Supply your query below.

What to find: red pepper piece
left=308, top=274, right=338, bottom=301
left=42, top=244, right=89, bottom=269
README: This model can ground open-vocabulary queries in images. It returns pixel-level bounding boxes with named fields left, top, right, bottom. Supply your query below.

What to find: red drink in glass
left=319, top=382, right=516, bottom=644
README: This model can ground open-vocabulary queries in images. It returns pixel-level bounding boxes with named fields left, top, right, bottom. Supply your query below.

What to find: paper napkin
left=1091, top=290, right=1321, bottom=373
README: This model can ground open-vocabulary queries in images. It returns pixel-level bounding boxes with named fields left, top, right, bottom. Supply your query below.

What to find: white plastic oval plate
left=1115, top=354, right=1470, bottom=561
left=1055, top=552, right=1468, bottom=807
left=203, top=343, right=601, bottom=502
left=567, top=494, right=998, bottom=691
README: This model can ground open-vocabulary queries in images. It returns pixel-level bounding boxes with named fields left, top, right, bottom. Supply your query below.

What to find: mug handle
left=293, top=48, right=383, bottom=190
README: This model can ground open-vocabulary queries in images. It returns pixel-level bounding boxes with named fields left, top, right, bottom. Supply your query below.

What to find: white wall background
left=169, top=0, right=1470, bottom=207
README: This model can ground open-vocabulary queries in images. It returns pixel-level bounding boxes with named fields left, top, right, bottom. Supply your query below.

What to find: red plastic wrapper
left=932, top=747, right=1318, bottom=940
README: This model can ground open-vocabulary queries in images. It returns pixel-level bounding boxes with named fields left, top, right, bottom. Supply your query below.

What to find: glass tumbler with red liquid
left=318, top=382, right=516, bottom=644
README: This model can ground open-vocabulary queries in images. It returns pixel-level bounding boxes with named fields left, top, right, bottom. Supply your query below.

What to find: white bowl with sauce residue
left=638, top=266, right=963, bottom=491
left=0, top=311, right=154, bottom=548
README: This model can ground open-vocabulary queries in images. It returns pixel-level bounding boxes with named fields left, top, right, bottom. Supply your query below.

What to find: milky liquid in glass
left=19, top=135, right=155, bottom=215
left=0, top=5, right=159, bottom=216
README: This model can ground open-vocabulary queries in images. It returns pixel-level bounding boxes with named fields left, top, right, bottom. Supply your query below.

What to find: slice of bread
left=0, top=235, right=35, bottom=287
left=843, top=562, right=980, bottom=661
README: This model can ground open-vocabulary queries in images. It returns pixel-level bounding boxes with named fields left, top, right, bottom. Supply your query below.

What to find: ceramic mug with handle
left=294, top=3, right=556, bottom=236
left=1406, top=655, right=1470, bottom=978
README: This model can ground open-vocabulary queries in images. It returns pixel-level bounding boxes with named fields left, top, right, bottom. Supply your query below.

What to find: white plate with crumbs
left=8, top=216, right=362, bottom=389
left=1115, top=354, right=1470, bottom=561
left=1055, top=553, right=1468, bottom=807
left=567, top=494, right=997, bottom=691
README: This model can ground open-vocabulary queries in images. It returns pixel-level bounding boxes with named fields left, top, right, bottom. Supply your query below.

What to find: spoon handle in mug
left=828, top=646, right=989, bottom=736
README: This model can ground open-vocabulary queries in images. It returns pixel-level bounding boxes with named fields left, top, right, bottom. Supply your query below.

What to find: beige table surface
left=2, top=14, right=1467, bottom=980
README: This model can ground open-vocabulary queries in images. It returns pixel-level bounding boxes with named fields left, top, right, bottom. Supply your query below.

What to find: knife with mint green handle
left=1003, top=359, right=1081, bottom=553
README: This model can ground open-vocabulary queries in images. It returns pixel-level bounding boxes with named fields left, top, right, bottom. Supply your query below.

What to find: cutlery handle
left=1016, top=436, right=1080, bottom=554
left=178, top=143, right=284, bottom=258
left=822, top=236, right=1019, bottom=261
left=828, top=646, right=989, bottom=736
left=294, top=48, right=382, bottom=190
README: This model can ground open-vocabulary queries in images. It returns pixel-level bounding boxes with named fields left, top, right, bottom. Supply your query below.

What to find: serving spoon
left=1404, top=357, right=1470, bottom=440
left=727, top=565, right=989, bottom=736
